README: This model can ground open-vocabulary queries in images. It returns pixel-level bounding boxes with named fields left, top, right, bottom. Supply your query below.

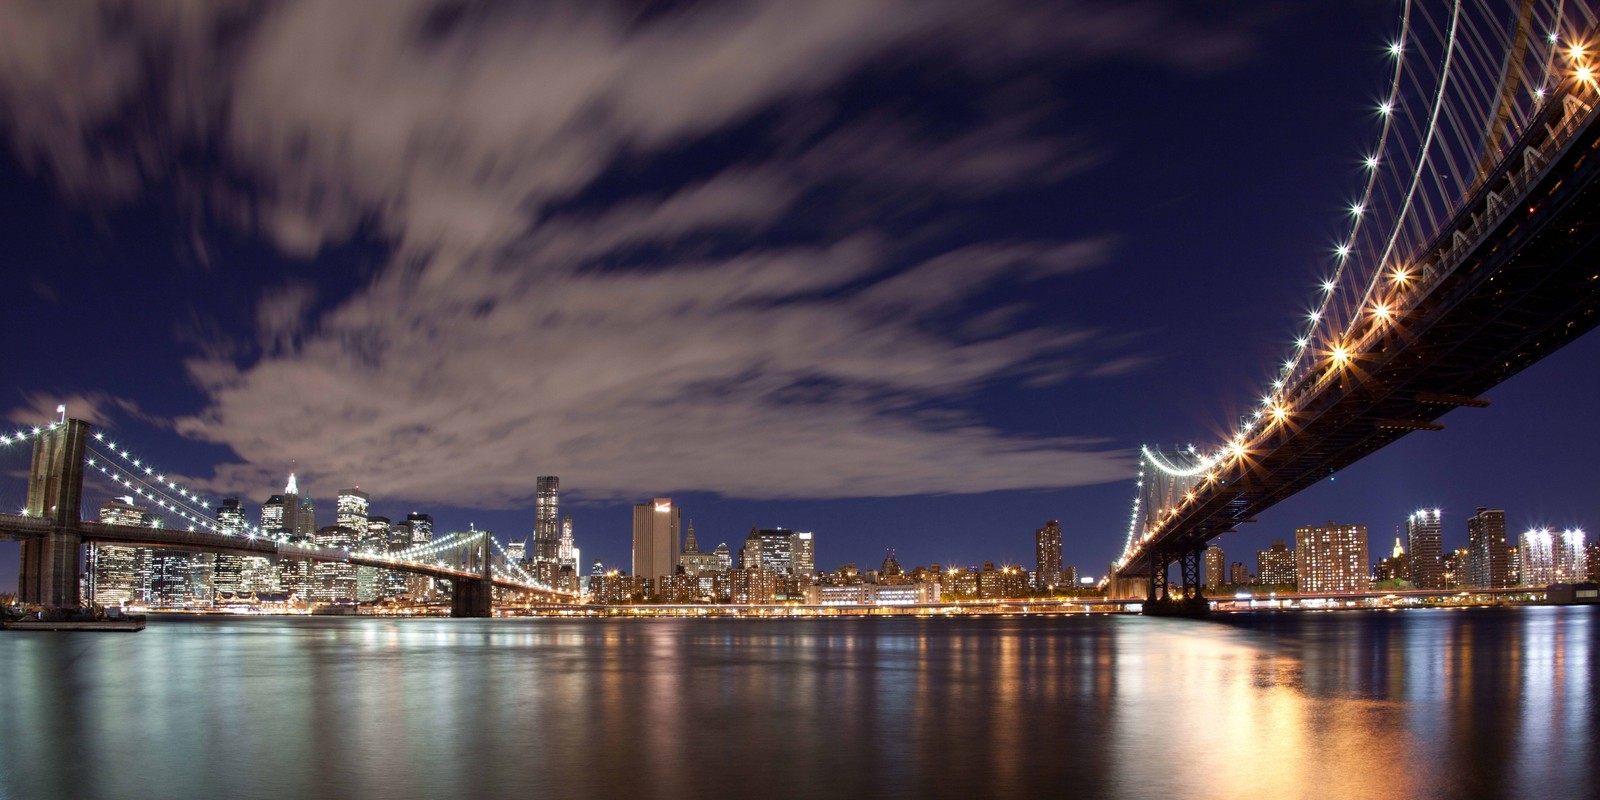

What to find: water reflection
left=0, top=608, right=1592, bottom=799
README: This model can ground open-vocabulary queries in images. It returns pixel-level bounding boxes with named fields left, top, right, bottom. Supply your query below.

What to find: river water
left=0, top=607, right=1594, bottom=800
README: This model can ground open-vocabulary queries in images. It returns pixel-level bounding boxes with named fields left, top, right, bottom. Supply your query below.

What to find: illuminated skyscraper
left=632, top=498, right=680, bottom=590
left=1257, top=540, right=1295, bottom=587
left=358, top=515, right=391, bottom=601
left=282, top=473, right=302, bottom=541
left=533, top=477, right=560, bottom=577
left=337, top=488, right=370, bottom=531
left=92, top=497, right=147, bottom=605
left=1204, top=544, right=1226, bottom=591
left=1407, top=509, right=1444, bottom=589
left=507, top=539, right=528, bottom=562
left=313, top=525, right=360, bottom=601
left=1035, top=521, right=1063, bottom=591
left=1520, top=528, right=1588, bottom=586
left=1296, top=522, right=1369, bottom=593
left=1465, top=507, right=1510, bottom=588
left=261, top=494, right=287, bottom=534
left=408, top=512, right=434, bottom=543
left=213, top=498, right=247, bottom=596
left=558, top=514, right=577, bottom=569
left=794, top=531, right=815, bottom=577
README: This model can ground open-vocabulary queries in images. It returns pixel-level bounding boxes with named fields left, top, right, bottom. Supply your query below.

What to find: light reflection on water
left=0, top=607, right=1592, bottom=800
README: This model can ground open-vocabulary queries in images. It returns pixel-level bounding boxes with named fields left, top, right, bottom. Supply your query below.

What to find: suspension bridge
left=1109, top=0, right=1600, bottom=610
left=0, top=418, right=573, bottom=616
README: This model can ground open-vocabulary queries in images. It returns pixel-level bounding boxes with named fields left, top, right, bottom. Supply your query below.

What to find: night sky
left=3, top=0, right=1597, bottom=591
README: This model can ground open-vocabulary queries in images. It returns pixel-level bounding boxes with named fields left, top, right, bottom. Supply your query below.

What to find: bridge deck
left=1124, top=81, right=1600, bottom=574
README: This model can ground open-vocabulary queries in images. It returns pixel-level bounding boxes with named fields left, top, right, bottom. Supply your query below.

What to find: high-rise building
left=632, top=498, right=681, bottom=591
left=295, top=496, right=317, bottom=540
left=1520, top=528, right=1588, bottom=586
left=337, top=488, right=370, bottom=532
left=1588, top=542, right=1600, bottom=583
left=1257, top=540, right=1295, bottom=587
left=1465, top=507, right=1510, bottom=588
left=282, top=473, right=302, bottom=541
left=1204, top=544, right=1225, bottom=591
left=507, top=539, right=528, bottom=562
left=359, top=515, right=393, bottom=601
left=1296, top=522, right=1369, bottom=593
left=335, top=489, right=373, bottom=601
left=533, top=476, right=561, bottom=570
left=214, top=498, right=247, bottom=597
left=261, top=494, right=287, bottom=534
left=558, top=513, right=577, bottom=571
left=743, top=528, right=799, bottom=575
left=92, top=497, right=148, bottom=605
left=408, top=512, right=434, bottom=544
left=1035, top=521, right=1063, bottom=591
left=1407, top=509, right=1444, bottom=589
left=794, top=531, right=815, bottom=577
left=313, top=525, right=360, bottom=602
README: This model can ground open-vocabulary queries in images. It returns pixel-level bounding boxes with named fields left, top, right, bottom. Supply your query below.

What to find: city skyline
left=3, top=2, right=1600, bottom=590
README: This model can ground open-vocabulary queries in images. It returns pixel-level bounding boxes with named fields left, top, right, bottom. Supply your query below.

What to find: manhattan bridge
left=6, top=0, right=1600, bottom=617
left=1111, top=0, right=1600, bottom=609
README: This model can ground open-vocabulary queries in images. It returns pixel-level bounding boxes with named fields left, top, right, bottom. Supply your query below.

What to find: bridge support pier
left=17, top=419, right=90, bottom=610
left=450, top=579, right=493, bottom=617
left=1142, top=546, right=1210, bottom=618
left=449, top=529, right=495, bottom=617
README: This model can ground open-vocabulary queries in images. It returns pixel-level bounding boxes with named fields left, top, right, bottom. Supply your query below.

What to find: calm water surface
left=1, top=607, right=1595, bottom=800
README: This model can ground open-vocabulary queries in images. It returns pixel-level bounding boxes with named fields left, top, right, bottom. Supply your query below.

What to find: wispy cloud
left=0, top=0, right=1261, bottom=505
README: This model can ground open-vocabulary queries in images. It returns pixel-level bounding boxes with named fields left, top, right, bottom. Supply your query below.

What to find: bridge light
left=1391, top=268, right=1409, bottom=284
left=1535, top=87, right=1547, bottom=100
left=1364, top=155, right=1379, bottom=170
left=1378, top=101, right=1393, bottom=116
left=1570, top=45, right=1585, bottom=60
left=1272, top=405, right=1287, bottom=422
left=1307, top=310, right=1321, bottom=323
left=1387, top=42, right=1403, bottom=57
left=1579, top=66, right=1595, bottom=83
left=1373, top=304, right=1392, bottom=320
left=1349, top=202, right=1364, bottom=217
left=1331, top=345, right=1350, bottom=364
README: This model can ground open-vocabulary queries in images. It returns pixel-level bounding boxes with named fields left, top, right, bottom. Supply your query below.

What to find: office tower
left=632, top=498, right=681, bottom=590
left=282, top=473, right=302, bottom=540
left=261, top=494, right=287, bottom=534
left=408, top=512, right=434, bottom=544
left=1204, top=544, right=1225, bottom=591
left=558, top=514, right=577, bottom=570
left=358, top=515, right=392, bottom=601
left=794, top=531, right=815, bottom=577
left=1295, top=522, right=1369, bottom=593
left=1465, top=507, right=1510, bottom=588
left=296, top=496, right=317, bottom=540
left=741, top=534, right=762, bottom=571
left=1588, top=542, right=1600, bottom=582
left=533, top=476, right=561, bottom=573
left=507, top=539, right=527, bottom=562
left=313, top=525, right=360, bottom=601
left=1035, top=520, right=1063, bottom=591
left=1522, top=528, right=1587, bottom=585
left=92, top=497, right=147, bottom=605
left=337, top=488, right=370, bottom=531
left=1407, top=509, right=1444, bottom=589
left=214, top=498, right=247, bottom=596
left=1508, top=546, right=1521, bottom=585
left=744, top=528, right=798, bottom=575
left=1257, top=540, right=1296, bottom=587
left=714, top=543, right=732, bottom=573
